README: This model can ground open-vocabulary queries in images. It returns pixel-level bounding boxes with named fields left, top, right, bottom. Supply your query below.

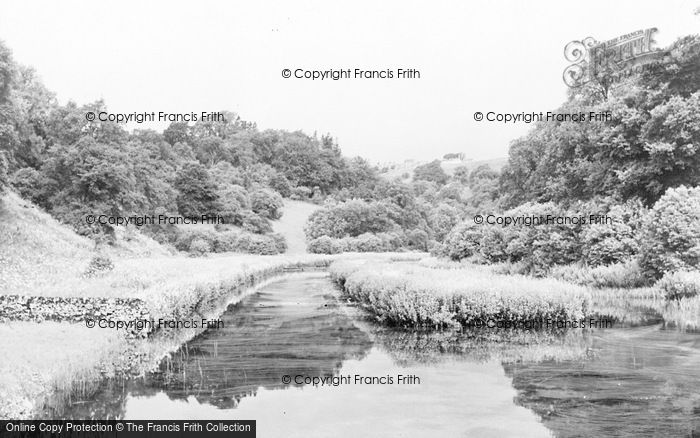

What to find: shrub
left=639, top=186, right=700, bottom=278
left=406, top=229, right=429, bottom=251
left=270, top=233, right=288, bottom=253
left=413, top=160, right=448, bottom=185
left=307, top=236, right=344, bottom=254
left=344, top=233, right=390, bottom=252
left=240, top=210, right=273, bottom=234
left=580, top=203, right=642, bottom=267
left=290, top=186, right=312, bottom=200
left=217, top=185, right=249, bottom=225
left=658, top=270, right=700, bottom=300
left=172, top=227, right=285, bottom=255
left=10, top=167, right=53, bottom=208
left=236, top=233, right=283, bottom=255
left=174, top=162, right=220, bottom=217
left=428, top=204, right=461, bottom=242
left=304, top=199, right=395, bottom=240
left=269, top=173, right=293, bottom=198
left=83, top=254, right=115, bottom=277
left=443, top=221, right=482, bottom=261
left=502, top=202, right=583, bottom=275
left=188, top=238, right=212, bottom=256
left=550, top=260, right=648, bottom=289
left=0, top=152, right=8, bottom=194
left=250, top=188, right=284, bottom=220
left=479, top=226, right=509, bottom=263
left=307, top=233, right=405, bottom=254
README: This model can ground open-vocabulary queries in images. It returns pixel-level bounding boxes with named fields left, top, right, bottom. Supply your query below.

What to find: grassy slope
left=272, top=200, right=320, bottom=254
left=0, top=191, right=93, bottom=295
left=0, top=191, right=171, bottom=296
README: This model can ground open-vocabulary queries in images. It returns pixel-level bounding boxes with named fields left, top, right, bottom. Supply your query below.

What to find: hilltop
left=378, top=157, right=507, bottom=182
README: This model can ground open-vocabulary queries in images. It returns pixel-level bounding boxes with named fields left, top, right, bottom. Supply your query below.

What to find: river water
left=58, top=273, right=700, bottom=437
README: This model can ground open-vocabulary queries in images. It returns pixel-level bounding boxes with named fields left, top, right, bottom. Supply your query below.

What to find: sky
left=0, top=0, right=698, bottom=163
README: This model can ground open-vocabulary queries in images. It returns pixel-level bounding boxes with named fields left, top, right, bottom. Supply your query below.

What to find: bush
left=270, top=233, right=288, bottom=253
left=304, top=199, right=395, bottom=240
left=174, top=162, right=220, bottom=217
left=428, top=204, right=461, bottom=242
left=443, top=221, right=482, bottom=261
left=307, top=232, right=404, bottom=254
left=406, top=229, right=429, bottom=251
left=188, top=238, right=212, bottom=256
left=502, top=202, right=583, bottom=275
left=83, top=254, right=114, bottom=277
left=479, top=226, right=509, bottom=263
left=413, top=160, right=448, bottom=185
left=343, top=233, right=393, bottom=252
left=172, top=227, right=286, bottom=255
left=580, top=202, right=642, bottom=267
left=0, top=152, right=8, bottom=194
left=269, top=173, right=293, bottom=198
left=250, top=188, right=284, bottom=220
left=307, top=236, right=345, bottom=254
left=235, top=233, right=283, bottom=255
left=240, top=210, right=273, bottom=234
left=217, top=185, right=249, bottom=225
left=290, top=186, right=312, bottom=200
left=550, top=260, right=648, bottom=289
left=639, top=186, right=700, bottom=278
left=658, top=270, right=700, bottom=300
left=11, top=167, right=51, bottom=206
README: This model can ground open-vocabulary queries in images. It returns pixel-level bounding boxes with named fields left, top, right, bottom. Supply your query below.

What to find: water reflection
left=55, top=273, right=700, bottom=437
left=504, top=327, right=700, bottom=436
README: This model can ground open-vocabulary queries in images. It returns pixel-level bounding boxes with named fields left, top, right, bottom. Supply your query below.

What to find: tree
left=639, top=186, right=700, bottom=278
left=163, top=122, right=190, bottom=146
left=413, top=160, right=448, bottom=185
left=174, top=161, right=220, bottom=217
left=250, top=188, right=284, bottom=220
left=499, top=37, right=700, bottom=208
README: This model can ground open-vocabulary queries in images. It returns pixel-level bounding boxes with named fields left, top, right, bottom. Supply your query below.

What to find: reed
left=330, top=259, right=592, bottom=329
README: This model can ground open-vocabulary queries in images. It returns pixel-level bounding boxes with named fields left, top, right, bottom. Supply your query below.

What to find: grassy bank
left=1, top=192, right=354, bottom=418
left=0, top=253, right=334, bottom=418
left=329, top=259, right=592, bottom=329
left=0, top=322, right=130, bottom=419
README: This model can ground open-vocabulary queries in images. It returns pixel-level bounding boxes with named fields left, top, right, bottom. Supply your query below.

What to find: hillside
left=0, top=191, right=171, bottom=296
left=0, top=191, right=93, bottom=295
left=378, top=157, right=507, bottom=181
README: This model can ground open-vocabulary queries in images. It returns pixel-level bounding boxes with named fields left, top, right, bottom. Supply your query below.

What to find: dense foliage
left=639, top=186, right=700, bottom=278
left=499, top=36, right=700, bottom=208
left=434, top=35, right=700, bottom=282
left=0, top=39, right=379, bottom=254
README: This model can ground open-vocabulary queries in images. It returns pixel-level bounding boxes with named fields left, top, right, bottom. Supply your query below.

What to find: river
left=55, top=273, right=700, bottom=437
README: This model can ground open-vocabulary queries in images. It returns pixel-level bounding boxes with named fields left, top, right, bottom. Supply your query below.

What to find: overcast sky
left=1, top=1, right=698, bottom=163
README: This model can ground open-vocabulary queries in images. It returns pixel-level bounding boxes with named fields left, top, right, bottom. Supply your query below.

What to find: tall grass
left=549, top=260, right=649, bottom=289
left=330, top=259, right=592, bottom=329
left=662, top=296, right=700, bottom=330
left=0, top=322, right=129, bottom=419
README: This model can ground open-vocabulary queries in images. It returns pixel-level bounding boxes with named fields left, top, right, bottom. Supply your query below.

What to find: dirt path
left=272, top=200, right=320, bottom=254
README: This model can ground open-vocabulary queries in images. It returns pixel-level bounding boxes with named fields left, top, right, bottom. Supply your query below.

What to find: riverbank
left=0, top=252, right=426, bottom=419
left=329, top=259, right=592, bottom=328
